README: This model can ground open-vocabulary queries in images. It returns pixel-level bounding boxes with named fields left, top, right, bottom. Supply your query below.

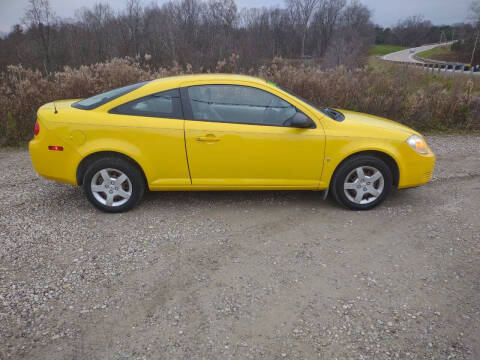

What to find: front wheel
left=83, top=157, right=145, bottom=213
left=330, top=155, right=393, bottom=210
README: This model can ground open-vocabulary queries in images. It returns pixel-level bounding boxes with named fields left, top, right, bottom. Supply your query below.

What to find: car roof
left=93, top=74, right=275, bottom=111
left=147, top=73, right=267, bottom=87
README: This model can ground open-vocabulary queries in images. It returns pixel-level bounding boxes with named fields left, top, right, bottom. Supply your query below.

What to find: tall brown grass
left=1, top=57, right=479, bottom=146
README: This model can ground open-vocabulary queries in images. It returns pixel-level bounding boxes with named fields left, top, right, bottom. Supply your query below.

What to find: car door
left=106, top=88, right=190, bottom=188
left=182, top=84, right=325, bottom=188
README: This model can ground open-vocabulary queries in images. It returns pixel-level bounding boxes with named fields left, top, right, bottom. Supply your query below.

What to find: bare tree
left=77, top=3, right=114, bottom=61
left=323, top=0, right=374, bottom=68
left=142, top=3, right=178, bottom=64
left=172, top=0, right=204, bottom=63
left=206, top=0, right=237, bottom=32
left=311, top=0, right=346, bottom=56
left=3, top=0, right=380, bottom=72
left=23, top=0, right=56, bottom=72
left=392, top=15, right=433, bottom=47
left=469, top=1, right=480, bottom=29
left=205, top=0, right=238, bottom=63
left=125, top=0, right=143, bottom=57
left=286, top=0, right=320, bottom=58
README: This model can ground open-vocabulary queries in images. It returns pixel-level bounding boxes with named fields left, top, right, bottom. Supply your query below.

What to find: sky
left=0, top=0, right=473, bottom=34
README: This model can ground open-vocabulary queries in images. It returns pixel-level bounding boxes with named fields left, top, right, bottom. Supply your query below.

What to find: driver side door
left=183, top=84, right=325, bottom=188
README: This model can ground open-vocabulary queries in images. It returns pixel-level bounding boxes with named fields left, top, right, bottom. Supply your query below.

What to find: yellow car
left=29, top=74, right=435, bottom=212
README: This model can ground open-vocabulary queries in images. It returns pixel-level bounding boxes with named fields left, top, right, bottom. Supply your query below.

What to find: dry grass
left=1, top=57, right=479, bottom=146
left=262, top=59, right=480, bottom=131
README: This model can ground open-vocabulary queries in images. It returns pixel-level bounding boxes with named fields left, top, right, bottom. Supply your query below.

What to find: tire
left=330, top=155, right=393, bottom=210
left=83, top=157, right=145, bottom=213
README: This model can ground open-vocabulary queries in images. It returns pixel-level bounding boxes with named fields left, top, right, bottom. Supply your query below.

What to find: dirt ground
left=1, top=135, right=479, bottom=359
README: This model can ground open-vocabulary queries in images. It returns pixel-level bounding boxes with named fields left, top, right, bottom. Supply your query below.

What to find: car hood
left=338, top=109, right=419, bottom=137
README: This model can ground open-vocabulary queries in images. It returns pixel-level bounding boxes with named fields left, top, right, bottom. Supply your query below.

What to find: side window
left=109, top=89, right=183, bottom=118
left=187, top=85, right=297, bottom=126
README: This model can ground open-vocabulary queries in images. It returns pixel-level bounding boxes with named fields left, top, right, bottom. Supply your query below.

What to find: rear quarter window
left=72, top=81, right=150, bottom=110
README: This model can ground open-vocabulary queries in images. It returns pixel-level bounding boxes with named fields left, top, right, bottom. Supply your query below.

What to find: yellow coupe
left=29, top=74, right=435, bottom=212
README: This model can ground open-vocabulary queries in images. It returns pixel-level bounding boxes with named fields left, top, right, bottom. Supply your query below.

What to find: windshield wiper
left=322, top=107, right=345, bottom=122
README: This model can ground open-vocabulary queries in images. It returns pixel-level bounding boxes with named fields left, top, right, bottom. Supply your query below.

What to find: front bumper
left=398, top=151, right=435, bottom=189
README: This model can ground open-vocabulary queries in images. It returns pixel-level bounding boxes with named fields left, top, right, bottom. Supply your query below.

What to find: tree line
left=1, top=0, right=477, bottom=73
left=374, top=15, right=475, bottom=48
left=0, top=0, right=375, bottom=72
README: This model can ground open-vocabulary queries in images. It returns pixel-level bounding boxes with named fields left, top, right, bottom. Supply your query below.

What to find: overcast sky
left=0, top=0, right=473, bottom=33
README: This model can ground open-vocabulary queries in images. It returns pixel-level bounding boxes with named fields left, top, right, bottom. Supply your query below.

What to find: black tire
left=330, top=155, right=393, bottom=210
left=83, top=157, right=145, bottom=213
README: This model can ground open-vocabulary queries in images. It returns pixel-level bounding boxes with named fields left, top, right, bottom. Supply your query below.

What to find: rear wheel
left=83, top=157, right=145, bottom=213
left=330, top=155, right=393, bottom=210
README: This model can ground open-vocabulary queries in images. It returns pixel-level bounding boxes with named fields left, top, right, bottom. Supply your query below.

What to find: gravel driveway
left=1, top=135, right=479, bottom=359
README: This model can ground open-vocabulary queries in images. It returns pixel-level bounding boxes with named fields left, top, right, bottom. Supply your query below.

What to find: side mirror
left=290, top=112, right=314, bottom=128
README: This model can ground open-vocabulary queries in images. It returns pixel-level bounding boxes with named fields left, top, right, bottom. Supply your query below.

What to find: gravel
left=1, top=135, right=479, bottom=359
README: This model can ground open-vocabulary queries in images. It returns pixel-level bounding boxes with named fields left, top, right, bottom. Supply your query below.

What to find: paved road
left=382, top=42, right=455, bottom=63
left=1, top=135, right=480, bottom=359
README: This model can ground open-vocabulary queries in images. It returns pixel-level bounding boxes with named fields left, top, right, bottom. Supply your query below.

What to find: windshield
left=277, top=85, right=344, bottom=121
left=72, top=81, right=150, bottom=110
left=277, top=86, right=325, bottom=113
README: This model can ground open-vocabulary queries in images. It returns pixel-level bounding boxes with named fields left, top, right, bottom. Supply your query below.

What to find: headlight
left=406, top=135, right=428, bottom=154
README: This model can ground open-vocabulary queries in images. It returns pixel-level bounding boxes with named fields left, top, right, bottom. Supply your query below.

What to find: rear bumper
left=398, top=152, right=435, bottom=189
left=29, top=137, right=81, bottom=186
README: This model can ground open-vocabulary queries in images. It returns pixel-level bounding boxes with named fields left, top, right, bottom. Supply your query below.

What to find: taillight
left=34, top=120, right=40, bottom=136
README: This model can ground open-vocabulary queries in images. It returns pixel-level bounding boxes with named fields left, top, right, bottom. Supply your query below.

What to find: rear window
left=72, top=81, right=150, bottom=110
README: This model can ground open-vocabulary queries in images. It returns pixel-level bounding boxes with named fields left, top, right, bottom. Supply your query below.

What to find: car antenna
left=53, top=101, right=58, bottom=114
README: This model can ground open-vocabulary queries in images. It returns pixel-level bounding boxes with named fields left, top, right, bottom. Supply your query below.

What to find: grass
left=415, top=45, right=470, bottom=64
left=369, top=45, right=407, bottom=56
left=417, top=46, right=453, bottom=59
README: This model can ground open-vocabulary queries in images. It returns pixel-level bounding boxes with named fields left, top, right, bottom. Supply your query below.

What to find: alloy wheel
left=343, top=166, right=384, bottom=205
left=90, top=168, right=132, bottom=207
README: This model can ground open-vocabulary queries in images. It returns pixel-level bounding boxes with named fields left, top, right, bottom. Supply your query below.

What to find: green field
left=369, top=45, right=407, bottom=56
left=417, top=46, right=452, bottom=59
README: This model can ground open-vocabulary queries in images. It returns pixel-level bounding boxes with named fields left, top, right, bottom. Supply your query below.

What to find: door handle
left=196, top=135, right=220, bottom=142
